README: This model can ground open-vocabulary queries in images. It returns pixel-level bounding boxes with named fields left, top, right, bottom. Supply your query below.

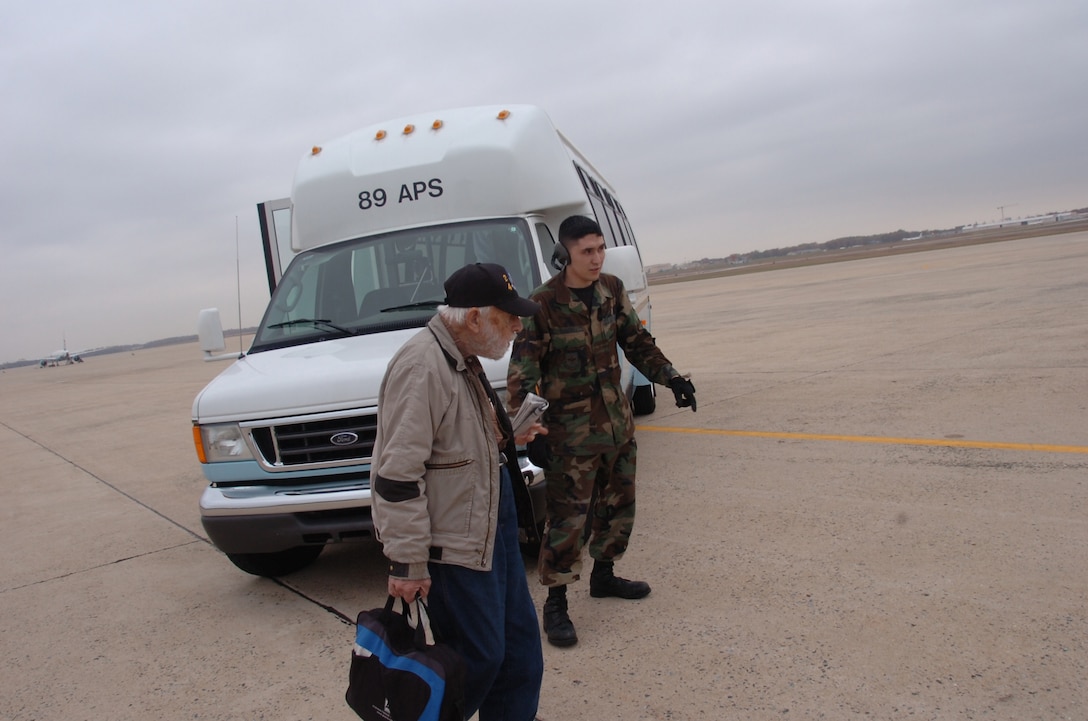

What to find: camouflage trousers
left=538, top=438, right=638, bottom=587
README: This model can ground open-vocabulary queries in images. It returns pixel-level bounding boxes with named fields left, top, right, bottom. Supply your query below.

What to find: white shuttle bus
left=192, top=104, right=656, bottom=576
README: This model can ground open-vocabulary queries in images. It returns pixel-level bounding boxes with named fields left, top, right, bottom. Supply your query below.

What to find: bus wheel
left=225, top=545, right=324, bottom=577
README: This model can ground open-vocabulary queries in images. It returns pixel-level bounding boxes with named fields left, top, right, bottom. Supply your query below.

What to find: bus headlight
left=193, top=423, right=254, bottom=463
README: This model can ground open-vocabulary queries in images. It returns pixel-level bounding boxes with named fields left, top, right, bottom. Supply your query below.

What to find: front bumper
left=199, top=480, right=372, bottom=554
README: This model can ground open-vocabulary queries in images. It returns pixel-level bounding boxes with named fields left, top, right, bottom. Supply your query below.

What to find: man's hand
left=388, top=576, right=431, bottom=602
left=514, top=421, right=548, bottom=447
left=669, top=375, right=697, bottom=412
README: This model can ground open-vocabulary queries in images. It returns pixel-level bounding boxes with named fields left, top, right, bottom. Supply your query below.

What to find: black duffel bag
left=346, top=595, right=465, bottom=721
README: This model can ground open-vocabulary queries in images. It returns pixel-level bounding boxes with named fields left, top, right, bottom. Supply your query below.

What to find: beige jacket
left=371, top=315, right=502, bottom=579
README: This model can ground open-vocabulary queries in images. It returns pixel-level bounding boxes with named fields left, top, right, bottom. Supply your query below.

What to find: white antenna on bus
left=235, top=215, right=244, bottom=356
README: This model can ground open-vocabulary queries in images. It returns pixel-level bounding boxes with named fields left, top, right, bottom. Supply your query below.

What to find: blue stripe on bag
left=354, top=625, right=446, bottom=721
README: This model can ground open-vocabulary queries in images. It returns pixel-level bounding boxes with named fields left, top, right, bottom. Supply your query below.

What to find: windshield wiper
left=380, top=300, right=442, bottom=313
left=267, top=318, right=357, bottom=336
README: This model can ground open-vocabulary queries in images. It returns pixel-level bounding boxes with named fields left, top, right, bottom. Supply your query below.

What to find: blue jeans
left=426, top=467, right=543, bottom=721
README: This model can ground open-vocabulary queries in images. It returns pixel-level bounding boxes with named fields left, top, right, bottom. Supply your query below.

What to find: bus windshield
left=250, top=218, right=539, bottom=353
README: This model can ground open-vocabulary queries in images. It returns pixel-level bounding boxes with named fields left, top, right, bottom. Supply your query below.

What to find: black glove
left=669, top=375, right=697, bottom=412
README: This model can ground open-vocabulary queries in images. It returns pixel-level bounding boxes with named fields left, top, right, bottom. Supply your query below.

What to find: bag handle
left=384, top=594, right=438, bottom=648
left=404, top=597, right=438, bottom=647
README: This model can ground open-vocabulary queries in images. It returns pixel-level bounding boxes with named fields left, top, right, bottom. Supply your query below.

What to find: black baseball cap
left=444, top=263, right=540, bottom=317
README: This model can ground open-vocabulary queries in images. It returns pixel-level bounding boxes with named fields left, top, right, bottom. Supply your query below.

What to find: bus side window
left=602, top=188, right=630, bottom=246
left=575, top=164, right=621, bottom=248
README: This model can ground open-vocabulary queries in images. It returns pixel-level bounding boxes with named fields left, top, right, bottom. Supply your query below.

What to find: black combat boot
left=542, top=588, right=577, bottom=647
left=589, top=560, right=651, bottom=599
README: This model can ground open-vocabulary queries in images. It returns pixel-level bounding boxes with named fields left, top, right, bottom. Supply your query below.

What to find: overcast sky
left=2, top=0, right=1085, bottom=363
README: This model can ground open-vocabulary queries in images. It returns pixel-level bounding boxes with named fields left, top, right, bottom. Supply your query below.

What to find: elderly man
left=371, top=262, right=545, bottom=721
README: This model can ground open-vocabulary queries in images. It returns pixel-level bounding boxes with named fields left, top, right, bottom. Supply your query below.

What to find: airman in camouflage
left=507, top=215, right=697, bottom=647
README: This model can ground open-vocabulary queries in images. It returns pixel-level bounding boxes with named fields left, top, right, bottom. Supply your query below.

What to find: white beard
left=476, top=317, right=513, bottom=360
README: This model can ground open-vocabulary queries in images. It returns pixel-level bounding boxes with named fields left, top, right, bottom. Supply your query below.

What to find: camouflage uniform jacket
left=507, top=271, right=678, bottom=455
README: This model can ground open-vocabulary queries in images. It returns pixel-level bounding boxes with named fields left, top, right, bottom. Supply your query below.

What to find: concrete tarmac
left=2, top=232, right=1086, bottom=720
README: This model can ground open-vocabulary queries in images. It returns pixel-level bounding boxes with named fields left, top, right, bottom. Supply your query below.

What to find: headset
left=550, top=240, right=570, bottom=271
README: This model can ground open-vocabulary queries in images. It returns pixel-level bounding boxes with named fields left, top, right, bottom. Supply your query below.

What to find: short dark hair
left=558, top=215, right=602, bottom=245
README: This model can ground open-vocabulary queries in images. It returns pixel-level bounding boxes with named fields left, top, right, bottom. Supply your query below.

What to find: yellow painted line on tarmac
left=635, top=425, right=1088, bottom=455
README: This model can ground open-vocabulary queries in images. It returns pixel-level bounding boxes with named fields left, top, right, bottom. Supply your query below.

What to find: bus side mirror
left=602, top=245, right=647, bottom=292
left=198, top=308, right=225, bottom=352
left=198, top=308, right=241, bottom=362
left=198, top=308, right=245, bottom=361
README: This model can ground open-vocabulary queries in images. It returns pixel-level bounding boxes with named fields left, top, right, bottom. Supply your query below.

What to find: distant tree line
left=744, top=230, right=919, bottom=261
left=650, top=229, right=923, bottom=276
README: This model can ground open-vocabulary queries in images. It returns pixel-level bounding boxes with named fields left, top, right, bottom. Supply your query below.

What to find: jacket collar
left=548, top=271, right=614, bottom=306
left=427, top=314, right=467, bottom=371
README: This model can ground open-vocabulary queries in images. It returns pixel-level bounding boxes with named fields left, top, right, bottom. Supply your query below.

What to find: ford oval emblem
left=330, top=432, right=359, bottom=446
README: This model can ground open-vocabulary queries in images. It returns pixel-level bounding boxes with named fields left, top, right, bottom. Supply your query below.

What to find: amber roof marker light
left=403, top=124, right=415, bottom=135
left=497, top=109, right=511, bottom=120
left=374, top=129, right=387, bottom=141
left=432, top=119, right=444, bottom=130
left=311, top=146, right=322, bottom=155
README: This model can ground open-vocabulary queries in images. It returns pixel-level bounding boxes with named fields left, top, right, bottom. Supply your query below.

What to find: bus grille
left=250, top=414, right=377, bottom=467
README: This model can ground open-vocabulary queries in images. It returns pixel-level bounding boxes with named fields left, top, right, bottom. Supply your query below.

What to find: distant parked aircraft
left=39, top=339, right=87, bottom=367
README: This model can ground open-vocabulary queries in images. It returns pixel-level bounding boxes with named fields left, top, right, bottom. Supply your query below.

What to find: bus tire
left=225, top=545, right=324, bottom=577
